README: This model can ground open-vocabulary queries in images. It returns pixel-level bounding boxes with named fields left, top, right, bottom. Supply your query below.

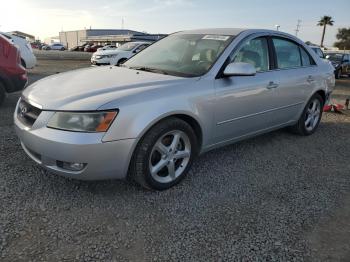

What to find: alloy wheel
left=305, top=98, right=321, bottom=132
left=149, top=130, right=191, bottom=184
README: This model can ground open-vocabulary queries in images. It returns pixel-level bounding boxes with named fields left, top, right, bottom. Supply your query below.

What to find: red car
left=84, top=44, right=103, bottom=52
left=0, top=35, right=27, bottom=106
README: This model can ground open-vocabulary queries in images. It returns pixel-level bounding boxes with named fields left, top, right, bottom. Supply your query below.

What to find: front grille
left=17, top=99, right=42, bottom=128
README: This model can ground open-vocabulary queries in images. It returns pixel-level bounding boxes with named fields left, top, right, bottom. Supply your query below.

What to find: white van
left=0, top=32, right=37, bottom=69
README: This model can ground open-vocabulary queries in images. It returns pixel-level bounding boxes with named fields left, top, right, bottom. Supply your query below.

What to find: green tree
left=334, top=28, right=350, bottom=50
left=317, top=15, right=334, bottom=47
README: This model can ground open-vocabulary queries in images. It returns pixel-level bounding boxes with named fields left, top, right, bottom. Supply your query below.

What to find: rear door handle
left=266, top=81, right=279, bottom=89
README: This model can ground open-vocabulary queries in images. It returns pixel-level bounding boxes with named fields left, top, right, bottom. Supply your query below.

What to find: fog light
left=57, top=161, right=86, bottom=171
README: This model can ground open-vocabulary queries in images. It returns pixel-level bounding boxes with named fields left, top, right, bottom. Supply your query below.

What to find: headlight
left=47, top=111, right=118, bottom=132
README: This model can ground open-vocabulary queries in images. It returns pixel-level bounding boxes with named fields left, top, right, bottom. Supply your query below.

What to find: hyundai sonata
left=15, top=28, right=335, bottom=190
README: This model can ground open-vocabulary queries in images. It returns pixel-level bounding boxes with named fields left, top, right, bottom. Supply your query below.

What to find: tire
left=290, top=93, right=324, bottom=136
left=60, top=47, right=65, bottom=51
left=117, top=58, right=127, bottom=66
left=335, top=69, right=342, bottom=79
left=129, top=118, right=198, bottom=190
left=0, top=82, right=6, bottom=107
left=21, top=59, right=26, bottom=68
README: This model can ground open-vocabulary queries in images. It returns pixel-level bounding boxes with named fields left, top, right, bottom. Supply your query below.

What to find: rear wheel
left=290, top=93, right=324, bottom=136
left=335, top=69, right=342, bottom=79
left=117, top=58, right=127, bottom=66
left=129, top=118, right=198, bottom=190
left=0, top=82, right=6, bottom=107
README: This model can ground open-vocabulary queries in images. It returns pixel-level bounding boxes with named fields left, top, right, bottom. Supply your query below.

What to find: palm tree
left=317, top=16, right=334, bottom=47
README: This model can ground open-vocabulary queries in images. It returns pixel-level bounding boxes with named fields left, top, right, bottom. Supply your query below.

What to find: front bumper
left=14, top=105, right=135, bottom=180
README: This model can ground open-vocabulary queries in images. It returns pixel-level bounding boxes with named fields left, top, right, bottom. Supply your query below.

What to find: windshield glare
left=118, top=42, right=139, bottom=51
left=124, top=34, right=234, bottom=77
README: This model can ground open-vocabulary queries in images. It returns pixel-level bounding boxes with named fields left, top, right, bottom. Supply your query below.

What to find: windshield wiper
left=129, top=66, right=169, bottom=75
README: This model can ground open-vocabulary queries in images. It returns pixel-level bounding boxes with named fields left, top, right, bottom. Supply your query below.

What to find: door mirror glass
left=223, top=62, right=256, bottom=76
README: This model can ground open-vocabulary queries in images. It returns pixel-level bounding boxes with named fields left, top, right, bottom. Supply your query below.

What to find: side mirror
left=223, top=62, right=256, bottom=77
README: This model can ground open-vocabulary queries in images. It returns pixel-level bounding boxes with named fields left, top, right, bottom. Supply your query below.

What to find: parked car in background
left=91, top=41, right=151, bottom=65
left=310, top=46, right=325, bottom=58
left=69, top=46, right=80, bottom=51
left=84, top=44, right=103, bottom=52
left=325, top=52, right=350, bottom=78
left=97, top=45, right=117, bottom=51
left=49, top=43, right=66, bottom=51
left=0, top=35, right=27, bottom=106
left=41, top=44, right=50, bottom=50
left=15, top=28, right=335, bottom=190
left=0, top=32, right=37, bottom=69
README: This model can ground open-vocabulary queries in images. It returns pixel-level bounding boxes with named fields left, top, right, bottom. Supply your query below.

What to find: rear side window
left=300, top=47, right=314, bottom=66
left=273, top=38, right=301, bottom=69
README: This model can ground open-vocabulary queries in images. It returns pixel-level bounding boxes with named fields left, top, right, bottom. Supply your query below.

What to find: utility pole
left=295, top=19, right=301, bottom=36
left=275, top=25, right=280, bottom=31
left=121, top=17, right=124, bottom=29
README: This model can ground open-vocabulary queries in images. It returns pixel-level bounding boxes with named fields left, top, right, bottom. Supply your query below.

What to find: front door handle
left=307, top=75, right=315, bottom=83
left=266, top=81, right=279, bottom=89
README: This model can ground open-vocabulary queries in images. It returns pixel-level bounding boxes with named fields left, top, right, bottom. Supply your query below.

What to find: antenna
left=295, top=19, right=301, bottom=36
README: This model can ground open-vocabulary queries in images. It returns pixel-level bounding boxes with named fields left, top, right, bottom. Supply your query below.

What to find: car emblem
left=20, top=105, right=28, bottom=117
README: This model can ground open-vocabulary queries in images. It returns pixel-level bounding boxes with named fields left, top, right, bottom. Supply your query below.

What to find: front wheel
left=335, top=69, right=342, bottom=79
left=290, top=93, right=324, bottom=136
left=117, top=58, right=127, bottom=66
left=0, top=82, right=5, bottom=106
left=129, top=118, right=198, bottom=190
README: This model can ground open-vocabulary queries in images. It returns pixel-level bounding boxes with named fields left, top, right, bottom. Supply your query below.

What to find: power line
left=295, top=19, right=302, bottom=36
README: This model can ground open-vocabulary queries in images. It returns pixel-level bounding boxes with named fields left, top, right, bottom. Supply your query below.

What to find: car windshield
left=326, top=53, right=343, bottom=62
left=124, top=34, right=234, bottom=77
left=118, top=42, right=139, bottom=51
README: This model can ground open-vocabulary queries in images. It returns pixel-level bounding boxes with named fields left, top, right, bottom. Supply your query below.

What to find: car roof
left=126, top=41, right=151, bottom=45
left=175, top=28, right=247, bottom=36
left=173, top=28, right=300, bottom=39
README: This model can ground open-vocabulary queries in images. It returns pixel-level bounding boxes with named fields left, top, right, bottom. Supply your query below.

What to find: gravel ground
left=0, top=59, right=350, bottom=261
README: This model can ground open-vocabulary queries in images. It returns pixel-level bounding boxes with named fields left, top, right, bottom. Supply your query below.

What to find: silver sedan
left=14, top=28, right=335, bottom=190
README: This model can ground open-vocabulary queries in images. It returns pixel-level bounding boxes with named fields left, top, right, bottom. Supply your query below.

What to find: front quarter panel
left=100, top=78, right=215, bottom=151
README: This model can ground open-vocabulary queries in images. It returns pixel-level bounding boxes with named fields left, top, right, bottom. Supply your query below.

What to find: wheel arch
left=135, top=112, right=204, bottom=152
left=315, top=89, right=326, bottom=104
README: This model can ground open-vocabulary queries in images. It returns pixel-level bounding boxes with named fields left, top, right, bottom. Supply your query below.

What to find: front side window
left=124, top=34, right=234, bottom=77
left=232, top=37, right=269, bottom=72
left=273, top=38, right=301, bottom=69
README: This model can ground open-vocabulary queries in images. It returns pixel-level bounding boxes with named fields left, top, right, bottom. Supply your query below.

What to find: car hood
left=23, top=66, right=193, bottom=111
left=94, top=49, right=127, bottom=55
